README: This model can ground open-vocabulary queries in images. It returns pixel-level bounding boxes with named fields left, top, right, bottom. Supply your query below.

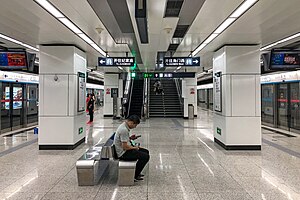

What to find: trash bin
left=188, top=104, right=194, bottom=119
left=34, top=127, right=38, bottom=134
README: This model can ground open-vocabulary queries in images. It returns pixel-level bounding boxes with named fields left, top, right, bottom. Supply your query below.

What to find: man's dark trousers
left=120, top=148, right=150, bottom=178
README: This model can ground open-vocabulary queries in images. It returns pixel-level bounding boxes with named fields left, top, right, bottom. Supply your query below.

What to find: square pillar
left=213, top=45, right=261, bottom=150
left=39, top=46, right=87, bottom=150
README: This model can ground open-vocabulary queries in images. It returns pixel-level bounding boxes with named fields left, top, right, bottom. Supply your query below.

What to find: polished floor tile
left=0, top=107, right=299, bottom=200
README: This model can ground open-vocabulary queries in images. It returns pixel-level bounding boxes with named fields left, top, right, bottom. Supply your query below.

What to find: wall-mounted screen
left=270, top=51, right=300, bottom=70
left=0, top=51, right=27, bottom=70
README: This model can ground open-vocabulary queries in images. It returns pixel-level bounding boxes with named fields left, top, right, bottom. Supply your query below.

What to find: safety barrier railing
left=174, top=78, right=183, bottom=111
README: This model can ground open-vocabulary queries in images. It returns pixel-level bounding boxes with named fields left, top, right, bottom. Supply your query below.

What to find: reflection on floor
left=0, top=108, right=300, bottom=200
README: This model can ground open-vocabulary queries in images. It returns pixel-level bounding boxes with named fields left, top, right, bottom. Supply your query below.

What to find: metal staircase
left=149, top=79, right=183, bottom=118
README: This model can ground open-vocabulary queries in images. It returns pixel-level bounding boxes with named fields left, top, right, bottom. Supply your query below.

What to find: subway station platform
left=0, top=108, right=300, bottom=200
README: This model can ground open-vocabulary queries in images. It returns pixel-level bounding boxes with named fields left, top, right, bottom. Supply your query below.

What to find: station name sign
left=163, top=57, right=200, bottom=67
left=98, top=57, right=135, bottom=66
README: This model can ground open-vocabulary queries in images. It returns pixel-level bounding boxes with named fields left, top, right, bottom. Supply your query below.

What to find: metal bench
left=76, top=133, right=137, bottom=186
left=110, top=144, right=137, bottom=186
left=76, top=139, right=112, bottom=186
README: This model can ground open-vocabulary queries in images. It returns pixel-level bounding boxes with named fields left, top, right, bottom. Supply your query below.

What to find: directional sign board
left=163, top=57, right=200, bottom=67
left=98, top=57, right=135, bottom=66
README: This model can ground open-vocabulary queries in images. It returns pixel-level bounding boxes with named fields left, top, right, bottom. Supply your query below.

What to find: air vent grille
left=173, top=25, right=189, bottom=38
left=164, top=0, right=184, bottom=17
left=167, top=44, right=179, bottom=51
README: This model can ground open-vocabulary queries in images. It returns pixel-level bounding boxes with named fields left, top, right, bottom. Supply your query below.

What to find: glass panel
left=198, top=89, right=206, bottom=108
left=1, top=83, right=11, bottom=131
left=261, top=84, right=275, bottom=124
left=208, top=88, right=213, bottom=110
left=290, top=83, right=300, bottom=131
left=11, top=84, right=23, bottom=128
left=277, top=84, right=289, bottom=129
left=27, top=84, right=38, bottom=124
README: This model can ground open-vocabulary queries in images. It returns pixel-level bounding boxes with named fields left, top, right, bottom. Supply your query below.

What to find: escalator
left=128, top=79, right=144, bottom=117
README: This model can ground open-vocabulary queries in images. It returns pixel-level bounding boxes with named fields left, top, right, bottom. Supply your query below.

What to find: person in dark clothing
left=113, top=115, right=150, bottom=181
left=87, top=94, right=95, bottom=123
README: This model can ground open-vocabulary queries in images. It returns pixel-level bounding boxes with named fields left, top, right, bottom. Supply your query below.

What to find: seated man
left=114, top=115, right=150, bottom=181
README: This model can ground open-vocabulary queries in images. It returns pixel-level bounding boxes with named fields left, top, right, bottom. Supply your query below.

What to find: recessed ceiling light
left=0, top=33, right=39, bottom=51
left=59, top=18, right=82, bottom=34
left=35, top=0, right=64, bottom=18
left=34, top=0, right=106, bottom=56
left=203, top=33, right=219, bottom=44
left=260, top=32, right=300, bottom=51
left=192, top=0, right=258, bottom=56
left=214, top=18, right=236, bottom=34
left=230, top=0, right=258, bottom=18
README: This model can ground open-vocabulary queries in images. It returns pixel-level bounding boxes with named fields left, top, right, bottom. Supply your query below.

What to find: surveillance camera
left=95, top=27, right=104, bottom=34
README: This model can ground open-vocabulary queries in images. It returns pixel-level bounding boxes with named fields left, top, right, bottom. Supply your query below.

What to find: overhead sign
left=98, top=57, right=135, bottom=66
left=163, top=57, right=200, bottom=67
left=143, top=72, right=195, bottom=78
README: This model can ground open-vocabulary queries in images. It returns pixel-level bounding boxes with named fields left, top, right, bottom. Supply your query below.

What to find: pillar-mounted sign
left=111, top=88, right=118, bottom=98
left=77, top=72, right=85, bottom=112
left=214, top=71, right=222, bottom=112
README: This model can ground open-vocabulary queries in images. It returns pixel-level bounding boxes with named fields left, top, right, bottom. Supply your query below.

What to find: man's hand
left=130, top=134, right=141, bottom=140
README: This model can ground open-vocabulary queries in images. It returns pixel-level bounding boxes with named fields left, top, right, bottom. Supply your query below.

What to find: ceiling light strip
left=260, top=32, right=300, bottom=51
left=0, top=33, right=39, bottom=52
left=192, top=0, right=258, bottom=56
left=214, top=18, right=236, bottom=34
left=34, top=0, right=106, bottom=56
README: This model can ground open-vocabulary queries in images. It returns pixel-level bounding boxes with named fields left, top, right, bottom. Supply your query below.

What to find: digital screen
left=271, top=52, right=300, bottom=70
left=0, top=52, right=27, bottom=69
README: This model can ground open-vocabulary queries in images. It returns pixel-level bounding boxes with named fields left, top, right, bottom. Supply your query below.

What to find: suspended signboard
left=163, top=57, right=200, bottom=67
left=143, top=72, right=195, bottom=78
left=98, top=57, right=135, bottom=66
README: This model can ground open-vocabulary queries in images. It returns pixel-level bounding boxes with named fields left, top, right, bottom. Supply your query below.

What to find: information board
left=214, top=72, right=222, bottom=112
left=78, top=72, right=86, bottom=112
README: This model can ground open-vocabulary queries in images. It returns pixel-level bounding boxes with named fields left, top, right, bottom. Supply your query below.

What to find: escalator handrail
left=141, top=78, right=148, bottom=119
left=126, top=78, right=134, bottom=118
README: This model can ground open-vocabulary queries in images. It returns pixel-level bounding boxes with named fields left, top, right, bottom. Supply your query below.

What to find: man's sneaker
left=138, top=174, right=144, bottom=177
left=134, top=176, right=144, bottom=181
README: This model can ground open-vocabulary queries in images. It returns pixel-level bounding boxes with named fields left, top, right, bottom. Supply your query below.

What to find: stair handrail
left=174, top=78, right=183, bottom=108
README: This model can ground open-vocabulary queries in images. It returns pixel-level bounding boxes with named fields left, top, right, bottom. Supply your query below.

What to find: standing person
left=114, top=115, right=150, bottom=181
left=87, top=94, right=95, bottom=124
left=86, top=94, right=91, bottom=112
left=154, top=80, right=162, bottom=95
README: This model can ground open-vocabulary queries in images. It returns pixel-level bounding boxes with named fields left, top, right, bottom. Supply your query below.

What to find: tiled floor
left=0, top=108, right=300, bottom=199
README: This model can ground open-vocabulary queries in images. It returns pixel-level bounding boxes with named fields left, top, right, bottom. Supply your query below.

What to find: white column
left=182, top=78, right=197, bottom=118
left=39, top=46, right=87, bottom=150
left=213, top=45, right=261, bottom=150
left=104, top=74, right=122, bottom=118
